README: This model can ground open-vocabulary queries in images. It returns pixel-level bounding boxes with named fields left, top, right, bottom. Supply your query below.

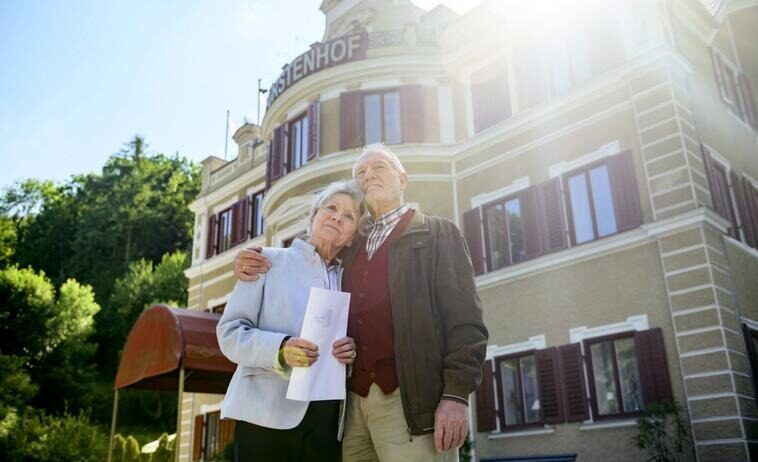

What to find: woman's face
left=310, top=193, right=360, bottom=248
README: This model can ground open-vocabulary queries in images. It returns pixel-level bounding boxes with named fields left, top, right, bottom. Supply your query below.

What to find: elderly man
left=234, top=144, right=488, bottom=462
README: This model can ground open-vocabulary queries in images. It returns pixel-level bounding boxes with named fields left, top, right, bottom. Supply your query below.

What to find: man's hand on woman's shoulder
left=234, top=247, right=272, bottom=281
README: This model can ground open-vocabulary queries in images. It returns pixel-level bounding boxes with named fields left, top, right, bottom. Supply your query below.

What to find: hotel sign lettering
left=267, top=32, right=368, bottom=108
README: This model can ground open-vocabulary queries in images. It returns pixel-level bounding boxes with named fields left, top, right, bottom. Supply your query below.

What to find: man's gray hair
left=352, top=143, right=407, bottom=178
left=305, top=180, right=368, bottom=237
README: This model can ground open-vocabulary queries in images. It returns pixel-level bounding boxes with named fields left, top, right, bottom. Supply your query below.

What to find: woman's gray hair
left=305, top=180, right=369, bottom=237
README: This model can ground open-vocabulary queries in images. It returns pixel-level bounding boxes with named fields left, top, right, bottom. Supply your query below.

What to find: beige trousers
left=341, top=383, right=460, bottom=462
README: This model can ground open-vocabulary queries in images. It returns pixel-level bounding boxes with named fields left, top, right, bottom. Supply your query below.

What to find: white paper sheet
left=286, top=287, right=351, bottom=402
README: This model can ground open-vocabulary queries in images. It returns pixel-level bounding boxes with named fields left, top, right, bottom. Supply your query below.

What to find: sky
left=0, top=0, right=480, bottom=190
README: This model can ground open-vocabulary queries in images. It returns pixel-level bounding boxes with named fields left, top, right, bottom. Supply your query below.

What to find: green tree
left=0, top=267, right=100, bottom=414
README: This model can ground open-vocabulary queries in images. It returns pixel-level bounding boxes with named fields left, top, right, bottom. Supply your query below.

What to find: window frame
left=583, top=331, right=645, bottom=421
left=493, top=349, right=544, bottom=431
left=482, top=192, right=526, bottom=272
left=287, top=112, right=309, bottom=172
left=249, top=190, right=265, bottom=239
left=363, top=88, right=402, bottom=145
left=217, top=207, right=234, bottom=253
left=563, top=156, right=619, bottom=246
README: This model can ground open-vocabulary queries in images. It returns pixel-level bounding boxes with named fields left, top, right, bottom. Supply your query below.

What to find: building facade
left=182, top=1, right=758, bottom=460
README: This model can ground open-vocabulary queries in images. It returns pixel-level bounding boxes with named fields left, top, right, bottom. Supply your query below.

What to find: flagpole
left=224, top=109, right=230, bottom=160
left=257, top=79, right=262, bottom=125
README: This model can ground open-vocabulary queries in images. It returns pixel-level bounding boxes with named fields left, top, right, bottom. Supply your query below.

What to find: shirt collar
left=371, top=203, right=410, bottom=228
left=293, top=238, right=342, bottom=267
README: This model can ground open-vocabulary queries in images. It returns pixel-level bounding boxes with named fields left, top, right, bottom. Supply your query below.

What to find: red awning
left=114, top=304, right=235, bottom=394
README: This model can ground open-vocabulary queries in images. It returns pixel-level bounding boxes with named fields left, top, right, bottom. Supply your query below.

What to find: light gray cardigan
left=217, top=239, right=344, bottom=430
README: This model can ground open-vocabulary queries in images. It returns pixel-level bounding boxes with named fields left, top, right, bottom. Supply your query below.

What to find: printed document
left=287, top=287, right=351, bottom=401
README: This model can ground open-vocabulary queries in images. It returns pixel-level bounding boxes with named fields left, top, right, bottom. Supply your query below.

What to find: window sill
left=579, top=419, right=637, bottom=431
left=487, top=426, right=555, bottom=439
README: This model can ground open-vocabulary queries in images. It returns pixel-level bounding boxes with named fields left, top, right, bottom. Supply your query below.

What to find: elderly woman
left=217, top=181, right=364, bottom=462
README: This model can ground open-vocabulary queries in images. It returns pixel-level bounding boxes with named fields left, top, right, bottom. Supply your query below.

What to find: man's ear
left=399, top=172, right=408, bottom=191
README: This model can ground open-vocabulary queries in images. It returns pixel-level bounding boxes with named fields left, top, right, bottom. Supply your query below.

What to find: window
left=483, top=196, right=525, bottom=271
left=567, top=164, right=617, bottom=244
left=496, top=352, right=540, bottom=428
left=193, top=411, right=235, bottom=461
left=742, top=324, right=758, bottom=401
left=463, top=178, right=567, bottom=275
left=702, top=147, right=740, bottom=240
left=711, top=48, right=758, bottom=130
left=476, top=328, right=672, bottom=432
left=288, top=113, right=309, bottom=170
left=250, top=190, right=265, bottom=238
left=471, top=60, right=512, bottom=132
left=364, top=90, right=401, bottom=145
left=267, top=103, right=319, bottom=184
left=585, top=334, right=644, bottom=418
left=339, top=85, right=423, bottom=150
left=563, top=151, right=641, bottom=246
left=217, top=208, right=233, bottom=253
left=210, top=303, right=226, bottom=315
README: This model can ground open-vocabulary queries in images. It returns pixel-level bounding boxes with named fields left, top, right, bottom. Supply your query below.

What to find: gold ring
left=350, top=350, right=357, bottom=359
left=242, top=265, right=248, bottom=273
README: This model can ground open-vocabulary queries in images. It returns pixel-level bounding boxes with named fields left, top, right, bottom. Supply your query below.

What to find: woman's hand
left=332, top=336, right=357, bottom=365
left=282, top=337, right=319, bottom=368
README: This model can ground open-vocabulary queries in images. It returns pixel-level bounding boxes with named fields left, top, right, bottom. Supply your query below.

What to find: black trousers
left=234, top=400, right=340, bottom=462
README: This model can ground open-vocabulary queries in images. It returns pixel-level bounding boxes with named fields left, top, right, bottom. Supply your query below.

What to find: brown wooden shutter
left=268, top=125, right=285, bottom=185
left=307, top=102, right=319, bottom=160
left=206, top=214, right=217, bottom=258
left=520, top=186, right=543, bottom=260
left=463, top=208, right=485, bottom=275
left=608, top=151, right=642, bottom=233
left=741, top=324, right=758, bottom=399
left=732, top=172, right=753, bottom=247
left=537, top=178, right=568, bottom=253
left=476, top=359, right=497, bottom=432
left=711, top=48, right=730, bottom=105
left=218, top=418, right=236, bottom=454
left=739, top=75, right=758, bottom=130
left=232, top=197, right=248, bottom=246
left=535, top=347, right=564, bottom=424
left=192, top=414, right=204, bottom=461
left=703, top=149, right=738, bottom=237
left=340, top=91, right=363, bottom=150
left=635, top=328, right=673, bottom=406
left=743, top=178, right=758, bottom=250
left=558, top=343, right=589, bottom=422
left=401, top=85, right=424, bottom=143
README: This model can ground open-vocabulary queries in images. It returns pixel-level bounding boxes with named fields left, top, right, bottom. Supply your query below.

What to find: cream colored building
left=182, top=1, right=758, bottom=460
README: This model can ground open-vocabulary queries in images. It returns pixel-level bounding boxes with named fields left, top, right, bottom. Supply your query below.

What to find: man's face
left=353, top=150, right=407, bottom=213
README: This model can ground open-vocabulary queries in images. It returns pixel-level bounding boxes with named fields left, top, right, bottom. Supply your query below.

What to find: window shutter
left=535, top=347, right=564, bottom=424
left=520, top=185, right=543, bottom=260
left=206, top=214, right=217, bottom=258
left=476, top=359, right=497, bottom=432
left=232, top=197, right=248, bottom=246
left=558, top=343, right=589, bottom=422
left=608, top=151, right=642, bottom=233
left=401, top=85, right=424, bottom=143
left=267, top=125, right=285, bottom=186
left=307, top=102, right=319, bottom=160
left=711, top=48, right=730, bottom=105
left=219, top=418, right=236, bottom=454
left=340, top=91, right=363, bottom=150
left=742, top=178, right=758, bottom=250
left=739, top=74, right=758, bottom=130
left=463, top=208, right=485, bottom=275
left=741, top=325, right=758, bottom=399
left=702, top=148, right=738, bottom=237
left=192, top=414, right=204, bottom=461
left=732, top=172, right=753, bottom=247
left=537, top=178, right=568, bottom=253
left=635, top=328, right=673, bottom=406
